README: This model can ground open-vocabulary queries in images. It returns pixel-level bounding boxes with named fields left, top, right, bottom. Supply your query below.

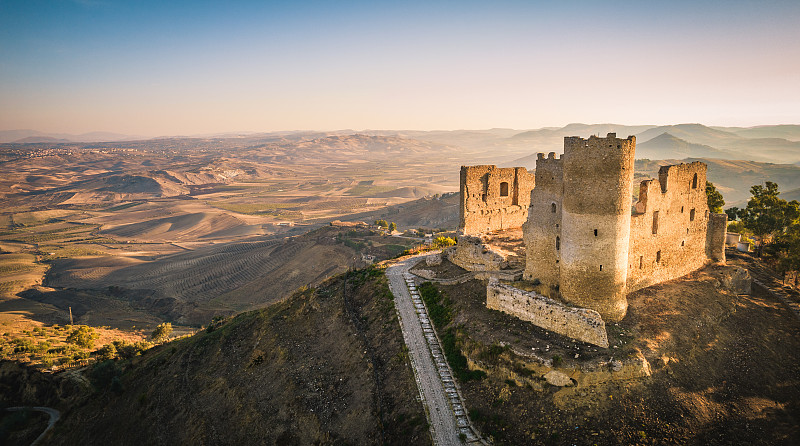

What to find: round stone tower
left=559, top=133, right=636, bottom=321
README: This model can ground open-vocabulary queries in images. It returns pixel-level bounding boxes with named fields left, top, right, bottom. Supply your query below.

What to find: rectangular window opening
left=656, top=250, right=662, bottom=263
left=652, top=210, right=659, bottom=235
left=599, top=264, right=603, bottom=271
left=594, top=229, right=598, bottom=237
left=639, top=256, right=643, bottom=269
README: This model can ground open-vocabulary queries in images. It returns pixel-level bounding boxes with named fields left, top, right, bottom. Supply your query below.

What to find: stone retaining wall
left=486, top=279, right=609, bottom=348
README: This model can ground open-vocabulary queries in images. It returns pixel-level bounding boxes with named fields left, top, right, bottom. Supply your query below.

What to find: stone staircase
left=403, top=272, right=487, bottom=445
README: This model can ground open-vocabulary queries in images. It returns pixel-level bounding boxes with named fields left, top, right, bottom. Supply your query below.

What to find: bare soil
left=431, top=262, right=800, bottom=445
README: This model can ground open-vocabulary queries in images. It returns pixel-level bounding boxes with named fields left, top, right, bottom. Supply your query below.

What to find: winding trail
left=387, top=256, right=485, bottom=445
left=5, top=406, right=60, bottom=446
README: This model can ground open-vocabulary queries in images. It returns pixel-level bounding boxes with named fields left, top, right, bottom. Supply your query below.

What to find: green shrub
left=432, top=236, right=456, bottom=249
left=66, top=325, right=99, bottom=349
left=96, top=343, right=118, bottom=361
left=151, top=322, right=173, bottom=343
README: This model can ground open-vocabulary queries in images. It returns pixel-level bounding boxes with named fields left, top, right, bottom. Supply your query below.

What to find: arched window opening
left=599, top=264, right=603, bottom=271
left=692, top=173, right=698, bottom=189
left=656, top=250, right=662, bottom=263
left=551, top=203, right=556, bottom=213
left=555, top=236, right=560, bottom=251
left=690, top=208, right=696, bottom=221
left=499, top=182, right=509, bottom=197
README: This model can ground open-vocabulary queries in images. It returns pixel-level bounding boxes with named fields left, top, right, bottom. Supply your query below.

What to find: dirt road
left=5, top=406, right=60, bottom=446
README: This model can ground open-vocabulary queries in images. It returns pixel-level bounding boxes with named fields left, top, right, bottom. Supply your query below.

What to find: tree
left=66, top=325, right=99, bottom=349
left=725, top=206, right=740, bottom=221
left=388, top=222, right=397, bottom=232
left=151, top=322, right=173, bottom=343
left=741, top=182, right=800, bottom=256
left=705, top=181, right=725, bottom=213
left=374, top=219, right=388, bottom=229
left=778, top=223, right=800, bottom=274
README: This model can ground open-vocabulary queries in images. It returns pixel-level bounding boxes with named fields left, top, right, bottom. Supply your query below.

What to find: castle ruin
left=522, top=133, right=726, bottom=321
left=453, top=133, right=727, bottom=343
left=460, top=165, right=535, bottom=234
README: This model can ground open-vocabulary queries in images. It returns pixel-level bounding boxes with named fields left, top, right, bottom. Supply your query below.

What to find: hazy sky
left=1, top=0, right=799, bottom=136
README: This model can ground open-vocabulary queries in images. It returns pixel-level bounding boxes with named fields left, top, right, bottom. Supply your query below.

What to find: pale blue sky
left=1, top=0, right=798, bottom=135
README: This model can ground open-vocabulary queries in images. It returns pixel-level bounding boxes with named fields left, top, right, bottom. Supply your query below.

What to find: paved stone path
left=387, top=256, right=485, bottom=446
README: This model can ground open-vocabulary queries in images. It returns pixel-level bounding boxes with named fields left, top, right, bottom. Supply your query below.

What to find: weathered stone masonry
left=487, top=278, right=609, bottom=348
left=460, top=165, right=535, bottom=234
left=522, top=133, right=727, bottom=321
left=455, top=133, right=728, bottom=343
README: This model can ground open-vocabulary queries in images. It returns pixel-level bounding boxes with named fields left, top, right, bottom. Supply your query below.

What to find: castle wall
left=487, top=278, right=608, bottom=347
left=626, top=162, right=718, bottom=293
left=707, top=213, right=728, bottom=262
left=559, top=134, right=636, bottom=322
left=460, top=165, right=535, bottom=235
left=522, top=152, right=563, bottom=288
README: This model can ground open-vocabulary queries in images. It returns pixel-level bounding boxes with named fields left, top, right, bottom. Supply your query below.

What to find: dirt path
left=5, top=406, right=60, bottom=446
left=387, top=256, right=484, bottom=445
left=728, top=250, right=800, bottom=318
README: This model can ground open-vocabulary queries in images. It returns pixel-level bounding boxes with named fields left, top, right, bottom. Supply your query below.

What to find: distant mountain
left=0, top=129, right=136, bottom=143
left=635, top=124, right=740, bottom=147
left=504, top=153, right=539, bottom=170
left=782, top=187, right=800, bottom=203
left=716, top=137, right=800, bottom=163
left=714, top=125, right=800, bottom=141
left=636, top=133, right=731, bottom=160
left=512, top=123, right=656, bottom=140
left=13, top=136, right=72, bottom=143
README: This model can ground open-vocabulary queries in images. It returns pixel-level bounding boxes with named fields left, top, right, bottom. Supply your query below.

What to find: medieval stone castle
left=454, top=133, right=727, bottom=344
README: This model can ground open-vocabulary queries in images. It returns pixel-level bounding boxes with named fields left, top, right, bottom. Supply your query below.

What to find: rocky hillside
left=41, top=268, right=429, bottom=445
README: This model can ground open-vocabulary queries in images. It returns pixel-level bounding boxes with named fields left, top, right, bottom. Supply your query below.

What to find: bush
left=113, top=340, right=153, bottom=359
left=66, top=325, right=99, bottom=349
left=432, top=236, right=456, bottom=249
left=151, top=322, right=173, bottom=343
left=90, top=359, right=120, bottom=389
left=96, top=343, right=118, bottom=361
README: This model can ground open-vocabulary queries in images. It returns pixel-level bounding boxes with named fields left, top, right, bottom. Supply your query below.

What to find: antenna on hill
left=69, top=306, right=73, bottom=325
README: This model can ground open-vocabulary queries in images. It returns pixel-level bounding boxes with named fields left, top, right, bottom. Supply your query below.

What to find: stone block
left=426, top=252, right=442, bottom=266
left=720, top=266, right=752, bottom=295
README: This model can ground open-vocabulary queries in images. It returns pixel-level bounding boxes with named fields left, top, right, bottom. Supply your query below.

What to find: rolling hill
left=635, top=133, right=732, bottom=160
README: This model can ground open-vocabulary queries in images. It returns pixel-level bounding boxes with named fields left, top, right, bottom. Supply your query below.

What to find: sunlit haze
left=1, top=0, right=799, bottom=136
